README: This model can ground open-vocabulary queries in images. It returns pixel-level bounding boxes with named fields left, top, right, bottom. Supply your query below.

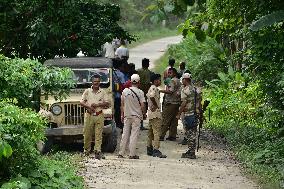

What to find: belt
left=93, top=110, right=103, bottom=116
left=184, top=113, right=194, bottom=116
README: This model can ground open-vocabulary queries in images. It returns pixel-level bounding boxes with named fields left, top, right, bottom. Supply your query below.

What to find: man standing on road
left=102, top=40, right=115, bottom=59
left=118, top=74, right=146, bottom=159
left=176, top=73, right=202, bottom=159
left=160, top=68, right=181, bottom=141
left=80, top=74, right=110, bottom=159
left=113, top=59, right=126, bottom=130
left=137, top=58, right=154, bottom=130
left=146, top=74, right=167, bottom=158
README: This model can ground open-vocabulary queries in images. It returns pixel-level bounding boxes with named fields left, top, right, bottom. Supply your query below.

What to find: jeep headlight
left=51, top=105, right=62, bottom=115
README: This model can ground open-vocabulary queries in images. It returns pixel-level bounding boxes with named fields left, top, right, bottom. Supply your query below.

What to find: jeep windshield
left=72, top=68, right=110, bottom=88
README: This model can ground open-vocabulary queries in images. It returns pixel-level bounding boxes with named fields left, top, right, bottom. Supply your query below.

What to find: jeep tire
left=102, top=129, right=117, bottom=153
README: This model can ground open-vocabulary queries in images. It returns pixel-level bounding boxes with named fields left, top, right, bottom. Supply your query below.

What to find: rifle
left=197, top=100, right=210, bottom=152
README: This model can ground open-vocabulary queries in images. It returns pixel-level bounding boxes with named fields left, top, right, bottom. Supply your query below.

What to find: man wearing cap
left=80, top=74, right=110, bottom=159
left=146, top=74, right=167, bottom=158
left=176, top=73, right=202, bottom=159
left=118, top=74, right=146, bottom=159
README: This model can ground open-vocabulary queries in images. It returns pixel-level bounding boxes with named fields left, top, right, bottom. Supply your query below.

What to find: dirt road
left=81, top=36, right=259, bottom=189
left=128, top=35, right=182, bottom=69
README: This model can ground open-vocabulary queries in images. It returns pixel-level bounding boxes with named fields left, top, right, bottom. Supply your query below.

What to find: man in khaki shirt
left=80, top=74, right=110, bottom=159
left=160, top=67, right=181, bottom=141
left=146, top=74, right=167, bottom=158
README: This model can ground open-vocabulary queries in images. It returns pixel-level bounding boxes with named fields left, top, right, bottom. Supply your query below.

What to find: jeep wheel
left=102, top=129, right=117, bottom=153
left=39, top=137, right=54, bottom=154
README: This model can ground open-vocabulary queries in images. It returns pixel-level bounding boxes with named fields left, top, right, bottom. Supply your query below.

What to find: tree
left=0, top=0, right=134, bottom=62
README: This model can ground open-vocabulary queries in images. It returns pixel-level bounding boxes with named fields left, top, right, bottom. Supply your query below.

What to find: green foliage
left=0, top=0, right=133, bottom=61
left=27, top=155, right=84, bottom=189
left=0, top=140, right=12, bottom=160
left=166, top=34, right=226, bottom=82
left=250, top=10, right=284, bottom=31
left=247, top=23, right=284, bottom=109
left=204, top=71, right=284, bottom=184
left=1, top=177, right=31, bottom=189
left=0, top=100, right=46, bottom=178
left=1, top=152, right=84, bottom=189
left=0, top=55, right=83, bottom=187
left=0, top=55, right=75, bottom=108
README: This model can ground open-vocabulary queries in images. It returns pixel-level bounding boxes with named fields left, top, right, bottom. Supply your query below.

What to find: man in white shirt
left=102, top=41, right=115, bottom=58
left=115, top=40, right=129, bottom=60
left=118, top=74, right=146, bottom=159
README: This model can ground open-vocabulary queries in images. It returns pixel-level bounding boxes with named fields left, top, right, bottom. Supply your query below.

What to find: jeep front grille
left=64, top=103, right=86, bottom=125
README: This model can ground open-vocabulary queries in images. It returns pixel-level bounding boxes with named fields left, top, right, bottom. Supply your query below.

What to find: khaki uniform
left=82, top=88, right=109, bottom=153
left=181, top=84, right=202, bottom=152
left=119, top=87, right=145, bottom=157
left=147, top=85, right=162, bottom=149
left=161, top=77, right=181, bottom=138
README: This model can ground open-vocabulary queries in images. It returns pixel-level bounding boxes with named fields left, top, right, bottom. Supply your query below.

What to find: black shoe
left=178, top=137, right=188, bottom=145
left=159, top=137, right=164, bottom=141
left=147, top=146, right=153, bottom=156
left=166, top=137, right=176, bottom=141
left=140, top=127, right=149, bottom=130
left=83, top=150, right=91, bottom=157
left=95, top=151, right=105, bottom=160
left=117, top=154, right=124, bottom=158
left=152, top=149, right=167, bottom=158
left=129, top=155, right=139, bottom=159
left=181, top=150, right=196, bottom=159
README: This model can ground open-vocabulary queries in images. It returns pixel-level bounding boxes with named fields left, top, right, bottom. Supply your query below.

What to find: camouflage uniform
left=181, top=84, right=201, bottom=156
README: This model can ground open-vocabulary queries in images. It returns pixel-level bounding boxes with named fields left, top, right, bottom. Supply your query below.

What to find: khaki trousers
left=83, top=113, right=104, bottom=152
left=161, top=104, right=180, bottom=138
left=147, top=118, right=161, bottom=149
left=119, top=117, right=141, bottom=156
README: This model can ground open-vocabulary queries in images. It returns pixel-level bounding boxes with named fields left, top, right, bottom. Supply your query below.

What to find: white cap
left=131, top=74, right=140, bottom=83
left=182, top=73, right=191, bottom=79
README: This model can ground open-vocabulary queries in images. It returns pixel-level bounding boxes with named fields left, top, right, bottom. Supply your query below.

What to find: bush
left=0, top=55, right=83, bottom=187
left=204, top=70, right=284, bottom=184
left=1, top=152, right=84, bottom=189
left=0, top=55, right=75, bottom=109
left=167, top=34, right=226, bottom=83
left=0, top=100, right=46, bottom=178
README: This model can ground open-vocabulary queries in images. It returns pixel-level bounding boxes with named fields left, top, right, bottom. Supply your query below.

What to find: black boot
left=178, top=137, right=188, bottom=145
left=95, top=151, right=105, bottom=160
left=181, top=150, right=196, bottom=159
left=152, top=149, right=167, bottom=158
left=147, top=146, right=153, bottom=156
